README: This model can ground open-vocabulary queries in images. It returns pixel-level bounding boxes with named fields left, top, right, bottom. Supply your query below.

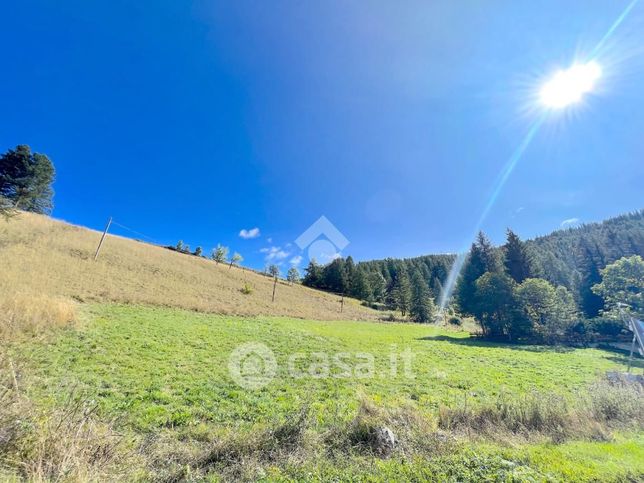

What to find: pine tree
left=303, top=260, right=323, bottom=287
left=577, top=241, right=604, bottom=317
left=368, top=272, right=387, bottom=302
left=391, top=269, right=412, bottom=316
left=323, top=258, right=349, bottom=294
left=194, top=246, right=203, bottom=257
left=410, top=269, right=435, bottom=323
left=344, top=256, right=356, bottom=295
left=0, top=145, right=55, bottom=214
left=503, top=229, right=533, bottom=283
left=457, top=231, right=502, bottom=315
left=350, top=268, right=372, bottom=301
left=477, top=231, right=502, bottom=273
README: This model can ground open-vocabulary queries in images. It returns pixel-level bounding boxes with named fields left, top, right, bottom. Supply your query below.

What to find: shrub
left=240, top=283, right=253, bottom=295
left=448, top=315, right=462, bottom=326
left=585, top=317, right=628, bottom=339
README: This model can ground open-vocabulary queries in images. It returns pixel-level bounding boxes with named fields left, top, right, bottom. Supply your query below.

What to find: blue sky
left=2, top=1, right=643, bottom=271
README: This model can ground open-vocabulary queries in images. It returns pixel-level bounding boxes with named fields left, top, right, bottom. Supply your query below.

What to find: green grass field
left=8, top=303, right=642, bottom=481
left=21, top=304, right=634, bottom=428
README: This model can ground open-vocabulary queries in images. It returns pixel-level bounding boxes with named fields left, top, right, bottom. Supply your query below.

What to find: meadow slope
left=5, top=304, right=643, bottom=481
left=0, top=212, right=378, bottom=321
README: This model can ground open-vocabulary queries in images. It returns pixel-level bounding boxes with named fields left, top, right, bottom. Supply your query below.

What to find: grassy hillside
left=1, top=212, right=643, bottom=481
left=0, top=212, right=378, bottom=323
left=5, top=304, right=643, bottom=481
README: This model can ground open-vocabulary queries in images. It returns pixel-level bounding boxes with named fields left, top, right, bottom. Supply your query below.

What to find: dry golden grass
left=0, top=212, right=378, bottom=322
left=0, top=292, right=77, bottom=339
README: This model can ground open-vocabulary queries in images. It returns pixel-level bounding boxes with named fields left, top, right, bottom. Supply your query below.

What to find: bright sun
left=540, top=61, right=602, bottom=109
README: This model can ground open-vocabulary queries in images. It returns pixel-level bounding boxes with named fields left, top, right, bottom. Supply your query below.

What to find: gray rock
left=372, top=426, right=396, bottom=457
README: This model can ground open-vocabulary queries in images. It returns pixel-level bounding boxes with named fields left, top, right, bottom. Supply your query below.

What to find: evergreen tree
left=303, top=260, right=323, bottom=287
left=503, top=229, right=534, bottom=283
left=194, top=246, right=203, bottom=257
left=457, top=231, right=503, bottom=316
left=176, top=240, right=184, bottom=252
left=410, top=269, right=435, bottom=323
left=477, top=231, right=503, bottom=273
left=368, top=272, right=387, bottom=303
left=474, top=272, right=526, bottom=340
left=344, top=256, right=356, bottom=294
left=350, top=268, right=372, bottom=301
left=323, top=258, right=349, bottom=293
left=577, top=241, right=604, bottom=317
left=0, top=145, right=55, bottom=214
left=390, top=269, right=412, bottom=316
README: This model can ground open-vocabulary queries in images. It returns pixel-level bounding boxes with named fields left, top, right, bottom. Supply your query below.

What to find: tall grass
left=0, top=356, right=138, bottom=482
left=438, top=378, right=644, bottom=442
left=0, top=212, right=376, bottom=321
left=0, top=292, right=77, bottom=340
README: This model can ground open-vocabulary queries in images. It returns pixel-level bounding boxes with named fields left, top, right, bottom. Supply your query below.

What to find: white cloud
left=267, top=237, right=273, bottom=243
left=260, top=246, right=289, bottom=262
left=560, top=217, right=580, bottom=228
left=239, top=227, right=260, bottom=239
left=289, top=255, right=303, bottom=266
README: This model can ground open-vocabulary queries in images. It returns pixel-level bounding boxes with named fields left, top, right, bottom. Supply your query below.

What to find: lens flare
left=438, top=0, right=641, bottom=314
left=540, top=61, right=602, bottom=108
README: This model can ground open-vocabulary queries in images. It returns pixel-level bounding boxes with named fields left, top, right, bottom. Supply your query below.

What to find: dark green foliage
left=303, top=260, right=323, bottom=287
left=350, top=268, right=372, bottom=301
left=527, top=211, right=644, bottom=307
left=592, top=255, right=644, bottom=318
left=323, top=258, right=349, bottom=294
left=457, top=232, right=502, bottom=315
left=389, top=268, right=412, bottom=316
left=409, top=270, right=435, bottom=323
left=194, top=246, right=203, bottom=257
left=368, top=272, right=387, bottom=303
left=299, top=211, right=643, bottom=343
left=577, top=243, right=605, bottom=318
left=0, top=145, right=55, bottom=214
left=474, top=272, right=528, bottom=340
left=503, top=229, right=535, bottom=283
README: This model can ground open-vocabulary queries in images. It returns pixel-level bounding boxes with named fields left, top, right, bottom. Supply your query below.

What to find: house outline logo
left=295, top=215, right=349, bottom=264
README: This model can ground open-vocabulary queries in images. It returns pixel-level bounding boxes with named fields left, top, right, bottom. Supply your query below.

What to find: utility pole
left=272, top=276, right=278, bottom=302
left=94, top=216, right=112, bottom=261
left=340, top=294, right=344, bottom=313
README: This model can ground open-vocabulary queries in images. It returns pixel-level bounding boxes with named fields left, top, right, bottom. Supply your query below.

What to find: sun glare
left=540, top=61, right=602, bottom=109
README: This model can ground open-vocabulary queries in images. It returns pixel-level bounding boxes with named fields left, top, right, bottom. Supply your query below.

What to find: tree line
left=303, top=211, right=644, bottom=343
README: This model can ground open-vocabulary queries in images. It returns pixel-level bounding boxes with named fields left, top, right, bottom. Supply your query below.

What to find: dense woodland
left=303, top=210, right=644, bottom=342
